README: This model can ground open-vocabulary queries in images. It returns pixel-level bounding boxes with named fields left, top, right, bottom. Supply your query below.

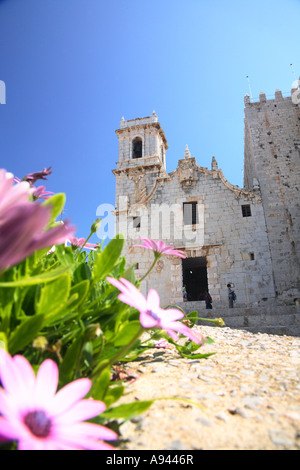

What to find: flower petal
left=159, top=308, right=184, bottom=322
left=0, top=351, right=27, bottom=399
left=146, top=289, right=161, bottom=313
left=54, top=399, right=106, bottom=425
left=0, top=417, right=25, bottom=441
left=56, top=421, right=118, bottom=441
left=139, top=311, right=158, bottom=328
left=168, top=321, right=203, bottom=344
left=34, top=359, right=59, bottom=407
left=50, top=379, right=91, bottom=417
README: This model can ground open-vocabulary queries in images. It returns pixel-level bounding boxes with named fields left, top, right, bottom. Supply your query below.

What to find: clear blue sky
left=0, top=0, right=299, bottom=242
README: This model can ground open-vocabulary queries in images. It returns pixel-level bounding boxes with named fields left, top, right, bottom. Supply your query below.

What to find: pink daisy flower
left=107, top=277, right=204, bottom=344
left=0, top=351, right=117, bottom=450
left=133, top=238, right=186, bottom=259
left=69, top=236, right=99, bottom=251
left=22, top=167, right=52, bottom=185
left=0, top=203, right=75, bottom=272
left=32, top=185, right=54, bottom=201
left=13, top=176, right=54, bottom=201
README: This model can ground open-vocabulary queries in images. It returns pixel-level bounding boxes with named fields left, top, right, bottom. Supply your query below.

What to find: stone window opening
left=241, top=204, right=252, bottom=217
left=183, top=202, right=198, bottom=225
left=132, top=137, right=143, bottom=159
left=133, top=216, right=141, bottom=230
left=249, top=252, right=255, bottom=260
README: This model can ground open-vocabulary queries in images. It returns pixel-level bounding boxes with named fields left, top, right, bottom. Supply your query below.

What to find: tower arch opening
left=132, top=137, right=143, bottom=159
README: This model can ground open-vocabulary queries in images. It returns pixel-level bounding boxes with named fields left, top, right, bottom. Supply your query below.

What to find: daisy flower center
left=24, top=410, right=52, bottom=438
left=146, top=310, right=160, bottom=321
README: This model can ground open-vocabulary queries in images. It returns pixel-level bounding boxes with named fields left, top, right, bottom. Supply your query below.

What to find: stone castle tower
left=112, top=89, right=300, bottom=334
left=243, top=89, right=300, bottom=300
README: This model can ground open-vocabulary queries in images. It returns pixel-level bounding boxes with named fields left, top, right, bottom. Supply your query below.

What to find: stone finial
left=152, top=110, right=158, bottom=122
left=275, top=89, right=283, bottom=100
left=244, top=94, right=251, bottom=105
left=211, top=156, right=218, bottom=170
left=259, top=92, right=266, bottom=103
left=184, top=144, right=191, bottom=159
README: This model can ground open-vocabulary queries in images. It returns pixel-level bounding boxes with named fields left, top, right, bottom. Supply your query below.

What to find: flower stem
left=91, top=325, right=145, bottom=378
left=138, top=253, right=161, bottom=283
left=76, top=232, right=93, bottom=257
left=111, top=326, right=144, bottom=364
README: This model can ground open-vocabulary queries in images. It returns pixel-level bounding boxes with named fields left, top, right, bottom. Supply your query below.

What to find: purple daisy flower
left=0, top=351, right=117, bottom=450
left=133, top=238, right=186, bottom=259
left=69, top=236, right=99, bottom=251
left=22, top=167, right=52, bottom=185
left=107, top=277, right=204, bottom=344
left=0, top=203, right=75, bottom=272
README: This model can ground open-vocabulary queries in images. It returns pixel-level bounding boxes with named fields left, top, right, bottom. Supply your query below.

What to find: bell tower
left=115, top=111, right=168, bottom=169
left=113, top=111, right=168, bottom=216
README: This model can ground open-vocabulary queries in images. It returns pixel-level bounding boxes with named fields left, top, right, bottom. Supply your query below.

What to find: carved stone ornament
left=178, top=158, right=198, bottom=188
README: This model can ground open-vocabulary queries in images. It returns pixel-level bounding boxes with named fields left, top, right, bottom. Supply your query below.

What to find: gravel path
left=116, top=325, right=300, bottom=450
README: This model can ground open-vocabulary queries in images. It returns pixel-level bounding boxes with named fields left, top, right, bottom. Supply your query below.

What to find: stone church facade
left=112, top=88, right=300, bottom=334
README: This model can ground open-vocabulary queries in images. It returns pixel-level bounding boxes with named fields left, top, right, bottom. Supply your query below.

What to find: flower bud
left=84, top=323, right=103, bottom=340
left=90, top=218, right=101, bottom=234
left=32, top=336, right=48, bottom=352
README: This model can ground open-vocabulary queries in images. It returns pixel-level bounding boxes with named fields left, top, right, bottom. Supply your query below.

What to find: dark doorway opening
left=182, top=257, right=208, bottom=301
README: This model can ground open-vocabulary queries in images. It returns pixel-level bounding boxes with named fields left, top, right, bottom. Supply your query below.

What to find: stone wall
left=177, top=300, right=300, bottom=337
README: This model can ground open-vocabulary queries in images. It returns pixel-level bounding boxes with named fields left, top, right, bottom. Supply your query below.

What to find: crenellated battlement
left=244, top=79, right=300, bottom=106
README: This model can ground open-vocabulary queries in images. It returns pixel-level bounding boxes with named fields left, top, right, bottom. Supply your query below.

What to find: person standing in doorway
left=227, top=283, right=235, bottom=308
left=205, top=290, right=213, bottom=309
left=183, top=285, right=188, bottom=302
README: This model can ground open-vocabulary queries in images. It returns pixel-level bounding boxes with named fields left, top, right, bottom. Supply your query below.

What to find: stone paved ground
left=116, top=325, right=300, bottom=450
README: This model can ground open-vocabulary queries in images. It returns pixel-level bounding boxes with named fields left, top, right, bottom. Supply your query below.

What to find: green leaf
left=59, top=335, right=83, bottom=383
left=42, top=280, right=89, bottom=325
left=177, top=351, right=216, bottom=359
left=37, top=274, right=71, bottom=316
left=68, top=280, right=90, bottom=309
left=0, top=265, right=73, bottom=287
left=42, top=193, right=66, bottom=224
left=94, top=235, right=124, bottom=281
left=104, top=386, right=124, bottom=408
left=73, top=262, right=92, bottom=283
left=101, top=400, right=153, bottom=421
left=55, top=245, right=75, bottom=266
left=186, top=310, right=198, bottom=326
left=8, top=314, right=44, bottom=355
left=0, top=332, right=8, bottom=350
left=89, top=367, right=111, bottom=401
left=114, top=321, right=141, bottom=347
left=83, top=341, right=93, bottom=366
left=122, top=263, right=136, bottom=284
